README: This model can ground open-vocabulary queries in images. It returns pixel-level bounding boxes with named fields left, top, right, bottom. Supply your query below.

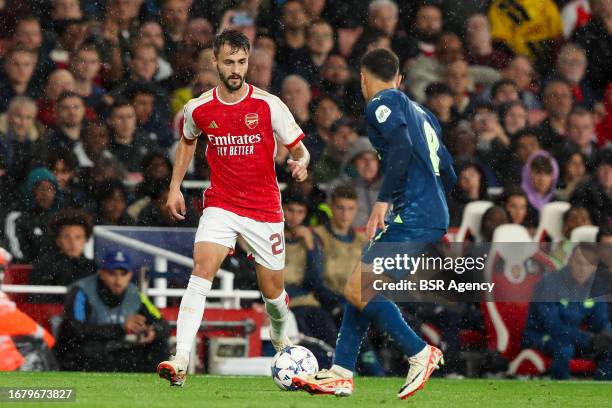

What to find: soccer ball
left=271, top=345, right=319, bottom=390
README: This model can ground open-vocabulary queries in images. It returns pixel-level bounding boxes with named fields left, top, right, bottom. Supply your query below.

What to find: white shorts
left=194, top=207, right=285, bottom=270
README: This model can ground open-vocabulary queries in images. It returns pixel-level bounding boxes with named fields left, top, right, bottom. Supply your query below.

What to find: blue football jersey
left=365, top=88, right=456, bottom=230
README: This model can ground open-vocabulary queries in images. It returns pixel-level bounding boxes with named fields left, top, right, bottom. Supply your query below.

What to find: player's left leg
left=241, top=216, right=291, bottom=351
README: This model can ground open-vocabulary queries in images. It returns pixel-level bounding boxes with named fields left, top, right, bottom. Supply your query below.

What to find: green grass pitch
left=0, top=372, right=609, bottom=407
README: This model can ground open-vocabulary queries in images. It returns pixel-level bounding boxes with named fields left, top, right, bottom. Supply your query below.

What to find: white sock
left=331, top=364, right=354, bottom=379
left=262, top=290, right=289, bottom=341
left=175, top=275, right=212, bottom=360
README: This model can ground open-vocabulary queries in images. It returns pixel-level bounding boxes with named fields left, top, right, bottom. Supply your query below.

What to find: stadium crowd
left=0, top=0, right=611, bottom=378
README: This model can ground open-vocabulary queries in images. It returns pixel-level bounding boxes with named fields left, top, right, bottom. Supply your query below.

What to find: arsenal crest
left=245, top=113, right=258, bottom=129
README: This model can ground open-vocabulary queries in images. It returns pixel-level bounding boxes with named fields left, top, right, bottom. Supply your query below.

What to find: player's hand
left=124, top=314, right=147, bottom=334
left=366, top=202, right=389, bottom=240
left=287, top=158, right=308, bottom=182
left=137, top=326, right=156, bottom=344
left=293, top=226, right=314, bottom=250
left=166, top=187, right=186, bottom=221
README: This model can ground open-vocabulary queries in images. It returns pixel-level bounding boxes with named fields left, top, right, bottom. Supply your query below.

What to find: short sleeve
left=269, top=97, right=304, bottom=148
left=366, top=94, right=407, bottom=139
left=182, top=102, right=202, bottom=140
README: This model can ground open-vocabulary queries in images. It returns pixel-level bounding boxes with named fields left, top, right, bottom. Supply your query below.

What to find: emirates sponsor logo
left=208, top=133, right=262, bottom=146
left=245, top=113, right=258, bottom=129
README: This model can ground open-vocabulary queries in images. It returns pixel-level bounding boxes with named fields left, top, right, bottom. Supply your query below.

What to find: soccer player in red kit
left=157, top=30, right=310, bottom=386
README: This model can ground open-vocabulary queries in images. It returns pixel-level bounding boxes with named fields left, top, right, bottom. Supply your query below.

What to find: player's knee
left=192, top=262, right=216, bottom=280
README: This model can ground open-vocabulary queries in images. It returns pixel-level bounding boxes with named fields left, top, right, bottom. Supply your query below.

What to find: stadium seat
left=482, top=227, right=556, bottom=360
left=455, top=201, right=494, bottom=242
left=507, top=348, right=596, bottom=376
left=569, top=225, right=599, bottom=243
left=533, top=201, right=571, bottom=243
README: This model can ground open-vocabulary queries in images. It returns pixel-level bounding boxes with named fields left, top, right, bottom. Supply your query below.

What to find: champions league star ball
left=271, top=346, right=319, bottom=391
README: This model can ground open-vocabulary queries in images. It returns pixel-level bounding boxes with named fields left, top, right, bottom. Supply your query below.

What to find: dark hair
left=542, top=77, right=572, bottom=98
left=531, top=155, right=553, bottom=174
left=282, top=187, right=308, bottom=207
left=511, top=127, right=541, bottom=153
left=596, top=225, right=612, bottom=242
left=57, top=91, right=83, bottom=105
left=310, top=93, right=341, bottom=114
left=141, top=150, right=172, bottom=174
left=52, top=208, right=93, bottom=239
left=568, top=106, right=593, bottom=121
left=213, top=29, right=251, bottom=57
left=109, top=97, right=133, bottom=112
left=96, top=178, right=127, bottom=204
left=126, top=82, right=156, bottom=100
left=150, top=177, right=170, bottom=201
left=331, top=184, right=358, bottom=202
left=500, top=186, right=527, bottom=204
left=425, top=82, right=452, bottom=99
left=4, top=46, right=36, bottom=61
left=360, top=48, right=399, bottom=82
left=562, top=206, right=588, bottom=224
left=47, top=148, right=79, bottom=172
left=491, top=79, right=518, bottom=100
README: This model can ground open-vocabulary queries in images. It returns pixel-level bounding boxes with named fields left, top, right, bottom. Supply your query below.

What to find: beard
left=218, top=68, right=244, bottom=92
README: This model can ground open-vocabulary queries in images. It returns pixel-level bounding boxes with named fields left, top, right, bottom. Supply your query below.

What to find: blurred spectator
left=330, top=138, right=381, bottom=228
left=563, top=108, right=599, bottom=169
left=489, top=0, right=562, bottom=74
left=73, top=121, right=115, bottom=169
left=275, top=0, right=310, bottom=74
left=500, top=186, right=533, bottom=229
left=553, top=43, right=593, bottom=109
left=448, top=160, right=489, bottom=227
left=444, top=60, right=477, bottom=119
left=281, top=189, right=337, bottom=346
left=0, top=47, right=39, bottom=112
left=521, top=151, right=559, bottom=215
left=596, top=84, right=612, bottom=148
left=29, top=208, right=96, bottom=303
left=288, top=175, right=329, bottom=227
left=313, top=117, right=358, bottom=184
left=46, top=148, right=83, bottom=207
left=127, top=83, right=173, bottom=148
left=400, top=1, right=443, bottom=63
left=38, top=92, right=86, bottom=159
left=501, top=55, right=541, bottom=110
left=281, top=75, right=313, bottom=134
left=493, top=128, right=541, bottom=186
left=107, top=99, right=156, bottom=172
left=592, top=226, right=612, bottom=306
left=50, top=18, right=89, bottom=66
left=56, top=249, right=170, bottom=372
left=294, top=20, right=335, bottom=86
left=137, top=20, right=173, bottom=82
left=471, top=103, right=510, bottom=155
left=36, top=69, right=76, bottom=127
left=0, top=97, right=37, bottom=195
left=536, top=79, right=573, bottom=150
left=5, top=167, right=61, bottom=263
left=167, top=17, right=215, bottom=86
left=570, top=148, right=612, bottom=226
left=573, top=0, right=612, bottom=98
left=490, top=79, right=520, bottom=109
left=498, top=101, right=527, bottom=137
left=69, top=44, right=106, bottom=114
left=424, top=82, right=455, bottom=135
left=550, top=206, right=592, bottom=267
left=307, top=94, right=342, bottom=165
left=246, top=48, right=274, bottom=92
left=556, top=148, right=589, bottom=201
left=319, top=54, right=362, bottom=117
left=464, top=13, right=512, bottom=70
left=0, top=95, right=40, bottom=142
left=444, top=121, right=496, bottom=187
left=128, top=151, right=172, bottom=220
left=523, top=244, right=612, bottom=380
left=94, top=178, right=134, bottom=226
left=480, top=205, right=510, bottom=242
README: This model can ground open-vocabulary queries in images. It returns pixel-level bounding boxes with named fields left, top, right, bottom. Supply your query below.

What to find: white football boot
left=157, top=355, right=188, bottom=387
left=397, top=345, right=444, bottom=400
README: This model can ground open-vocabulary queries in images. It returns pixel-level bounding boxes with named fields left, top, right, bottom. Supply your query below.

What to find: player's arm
left=168, top=103, right=202, bottom=220
left=287, top=141, right=310, bottom=182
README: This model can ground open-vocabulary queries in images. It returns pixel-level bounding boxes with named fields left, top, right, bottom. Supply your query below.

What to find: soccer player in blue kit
left=292, top=48, right=457, bottom=399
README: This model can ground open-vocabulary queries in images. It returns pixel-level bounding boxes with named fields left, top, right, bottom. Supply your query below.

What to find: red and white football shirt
left=183, top=84, right=304, bottom=223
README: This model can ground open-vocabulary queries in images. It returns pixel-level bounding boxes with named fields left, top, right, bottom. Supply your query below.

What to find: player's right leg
left=158, top=208, right=235, bottom=386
